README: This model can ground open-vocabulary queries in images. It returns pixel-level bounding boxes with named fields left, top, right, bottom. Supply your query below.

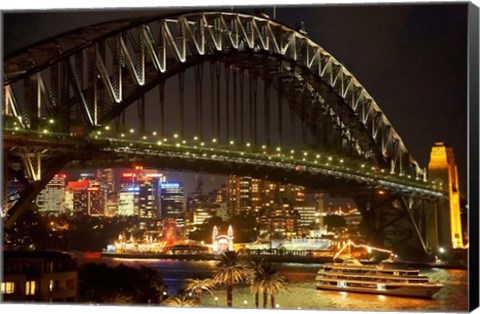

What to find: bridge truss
left=3, top=11, right=447, bottom=260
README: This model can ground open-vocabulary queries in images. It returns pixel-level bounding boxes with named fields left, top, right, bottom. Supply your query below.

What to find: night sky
left=2, top=3, right=469, bottom=195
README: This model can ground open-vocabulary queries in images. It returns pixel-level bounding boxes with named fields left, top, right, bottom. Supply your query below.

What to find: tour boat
left=315, top=241, right=444, bottom=298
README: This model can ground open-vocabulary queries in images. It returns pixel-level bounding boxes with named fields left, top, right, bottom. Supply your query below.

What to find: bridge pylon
left=428, top=142, right=464, bottom=251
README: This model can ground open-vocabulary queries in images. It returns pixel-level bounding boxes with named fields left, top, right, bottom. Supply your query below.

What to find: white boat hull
left=316, top=283, right=442, bottom=298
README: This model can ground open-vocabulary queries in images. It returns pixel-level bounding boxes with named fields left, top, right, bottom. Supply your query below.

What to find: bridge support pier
left=354, top=191, right=434, bottom=262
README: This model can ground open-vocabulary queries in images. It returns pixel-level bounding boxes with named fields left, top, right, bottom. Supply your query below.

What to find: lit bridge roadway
left=2, top=11, right=450, bottom=260
left=4, top=129, right=445, bottom=197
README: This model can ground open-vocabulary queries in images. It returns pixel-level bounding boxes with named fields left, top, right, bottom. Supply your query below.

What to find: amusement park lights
left=333, top=240, right=393, bottom=261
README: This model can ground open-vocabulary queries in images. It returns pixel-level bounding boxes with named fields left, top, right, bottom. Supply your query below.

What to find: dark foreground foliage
left=79, top=263, right=167, bottom=304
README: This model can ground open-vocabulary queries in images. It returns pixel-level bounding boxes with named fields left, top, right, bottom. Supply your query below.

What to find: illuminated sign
left=127, top=187, right=140, bottom=192
left=161, top=183, right=180, bottom=189
left=122, top=173, right=137, bottom=178
left=146, top=174, right=164, bottom=178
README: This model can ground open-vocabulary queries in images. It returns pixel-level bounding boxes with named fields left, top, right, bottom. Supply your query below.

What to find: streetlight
left=243, top=300, right=248, bottom=307
left=214, top=296, right=218, bottom=307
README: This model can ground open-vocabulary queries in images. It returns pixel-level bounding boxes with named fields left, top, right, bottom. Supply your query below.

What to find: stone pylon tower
left=428, top=142, right=463, bottom=249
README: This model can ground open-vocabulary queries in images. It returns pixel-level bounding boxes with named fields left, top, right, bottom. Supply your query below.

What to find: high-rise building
left=160, top=182, right=184, bottom=218
left=117, top=172, right=139, bottom=216
left=65, top=179, right=106, bottom=216
left=87, top=181, right=105, bottom=216
left=226, top=176, right=306, bottom=216
left=238, top=177, right=263, bottom=215
left=225, top=176, right=240, bottom=216
left=260, top=204, right=300, bottom=239
left=116, top=170, right=163, bottom=218
left=65, top=180, right=89, bottom=214
left=36, top=174, right=66, bottom=214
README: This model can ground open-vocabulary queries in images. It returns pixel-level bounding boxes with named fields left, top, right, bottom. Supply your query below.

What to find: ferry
left=315, top=241, right=443, bottom=298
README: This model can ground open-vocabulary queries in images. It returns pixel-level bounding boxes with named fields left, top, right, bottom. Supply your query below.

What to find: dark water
left=80, top=256, right=469, bottom=312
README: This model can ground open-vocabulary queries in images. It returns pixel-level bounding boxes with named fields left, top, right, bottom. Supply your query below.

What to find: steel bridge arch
left=4, top=11, right=423, bottom=178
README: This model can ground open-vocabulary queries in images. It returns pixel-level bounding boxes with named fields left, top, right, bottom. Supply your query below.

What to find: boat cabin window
left=337, top=281, right=347, bottom=288
left=377, top=284, right=386, bottom=291
left=393, top=271, right=400, bottom=276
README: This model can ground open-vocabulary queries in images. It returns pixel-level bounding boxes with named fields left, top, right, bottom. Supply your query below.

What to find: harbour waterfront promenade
left=100, top=251, right=467, bottom=270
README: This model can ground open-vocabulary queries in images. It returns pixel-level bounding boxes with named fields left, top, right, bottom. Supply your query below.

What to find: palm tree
left=262, top=262, right=287, bottom=308
left=246, top=258, right=265, bottom=308
left=212, top=250, right=251, bottom=307
left=247, top=259, right=287, bottom=308
left=184, top=278, right=214, bottom=305
left=161, top=293, right=196, bottom=307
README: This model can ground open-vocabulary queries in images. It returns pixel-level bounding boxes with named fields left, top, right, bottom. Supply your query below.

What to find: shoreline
left=98, top=251, right=467, bottom=270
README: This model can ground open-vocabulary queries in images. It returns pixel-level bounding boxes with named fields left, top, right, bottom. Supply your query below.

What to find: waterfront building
left=2, top=251, right=78, bottom=302
left=295, top=206, right=317, bottom=234
left=226, top=176, right=306, bottom=216
left=36, top=174, right=66, bottom=215
left=260, top=204, right=301, bottom=238
left=160, top=182, right=185, bottom=218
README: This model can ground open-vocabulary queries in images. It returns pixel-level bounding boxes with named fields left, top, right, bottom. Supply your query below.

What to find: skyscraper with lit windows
left=36, top=174, right=66, bottom=215
left=160, top=182, right=184, bottom=218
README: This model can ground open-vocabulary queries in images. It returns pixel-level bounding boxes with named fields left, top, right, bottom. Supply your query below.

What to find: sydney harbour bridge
left=2, top=11, right=452, bottom=261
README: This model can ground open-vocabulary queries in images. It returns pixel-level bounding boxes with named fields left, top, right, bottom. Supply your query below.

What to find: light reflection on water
left=82, top=256, right=468, bottom=312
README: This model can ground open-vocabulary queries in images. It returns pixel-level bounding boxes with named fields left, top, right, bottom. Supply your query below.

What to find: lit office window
left=25, top=281, right=36, bottom=295
left=1, top=282, right=15, bottom=294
